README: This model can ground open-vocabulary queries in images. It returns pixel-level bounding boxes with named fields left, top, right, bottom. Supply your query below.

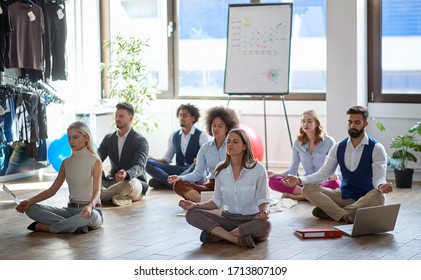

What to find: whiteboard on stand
left=224, top=3, right=293, bottom=95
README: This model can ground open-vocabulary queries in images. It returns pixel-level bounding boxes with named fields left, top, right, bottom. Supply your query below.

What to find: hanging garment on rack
left=35, top=0, right=67, bottom=81
left=0, top=90, right=18, bottom=142
left=0, top=142, right=13, bottom=175
left=15, top=90, right=42, bottom=143
left=0, top=78, right=55, bottom=144
left=0, top=76, right=59, bottom=173
left=0, top=2, right=12, bottom=71
left=7, top=1, right=45, bottom=70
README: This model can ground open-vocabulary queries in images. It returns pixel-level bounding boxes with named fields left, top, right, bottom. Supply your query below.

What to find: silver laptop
left=334, top=204, right=400, bottom=237
left=2, top=184, right=20, bottom=205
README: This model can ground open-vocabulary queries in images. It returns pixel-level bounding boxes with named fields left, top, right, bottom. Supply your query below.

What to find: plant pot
left=394, top=168, right=414, bottom=188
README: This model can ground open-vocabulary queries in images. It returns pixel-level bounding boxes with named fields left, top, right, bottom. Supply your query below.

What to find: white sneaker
left=112, top=194, right=132, bottom=206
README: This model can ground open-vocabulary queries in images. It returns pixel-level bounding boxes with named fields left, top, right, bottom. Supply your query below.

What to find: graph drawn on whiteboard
left=224, top=3, right=292, bottom=95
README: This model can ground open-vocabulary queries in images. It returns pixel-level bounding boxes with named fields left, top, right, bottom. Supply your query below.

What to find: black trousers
left=37, top=0, right=68, bottom=81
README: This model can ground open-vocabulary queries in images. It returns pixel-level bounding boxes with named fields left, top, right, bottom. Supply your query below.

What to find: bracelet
left=90, top=201, right=96, bottom=208
left=196, top=203, right=200, bottom=209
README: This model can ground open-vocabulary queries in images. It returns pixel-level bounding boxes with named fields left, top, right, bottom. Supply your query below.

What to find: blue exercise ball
left=48, top=134, right=71, bottom=172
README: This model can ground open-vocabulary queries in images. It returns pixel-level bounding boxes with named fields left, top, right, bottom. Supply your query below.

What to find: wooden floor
left=1, top=168, right=421, bottom=260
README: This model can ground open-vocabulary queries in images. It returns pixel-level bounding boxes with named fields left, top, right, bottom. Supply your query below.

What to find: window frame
left=368, top=0, right=421, bottom=103
left=101, top=0, right=326, bottom=101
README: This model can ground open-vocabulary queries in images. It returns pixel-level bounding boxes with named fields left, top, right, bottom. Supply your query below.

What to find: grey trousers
left=186, top=208, right=272, bottom=242
left=26, top=203, right=103, bottom=233
left=302, top=184, right=385, bottom=221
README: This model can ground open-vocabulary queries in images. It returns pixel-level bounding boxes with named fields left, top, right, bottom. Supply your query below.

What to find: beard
left=348, top=127, right=364, bottom=138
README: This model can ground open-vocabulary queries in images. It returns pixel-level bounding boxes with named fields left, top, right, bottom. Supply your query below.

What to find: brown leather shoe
left=200, top=231, right=221, bottom=243
left=312, top=207, right=331, bottom=219
left=237, top=235, right=256, bottom=248
left=148, top=178, right=167, bottom=189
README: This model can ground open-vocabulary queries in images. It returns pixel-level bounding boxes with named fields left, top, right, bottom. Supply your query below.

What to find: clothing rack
left=1, top=75, right=63, bottom=105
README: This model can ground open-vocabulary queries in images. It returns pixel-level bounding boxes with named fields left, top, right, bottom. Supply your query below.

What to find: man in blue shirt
left=283, top=106, right=393, bottom=223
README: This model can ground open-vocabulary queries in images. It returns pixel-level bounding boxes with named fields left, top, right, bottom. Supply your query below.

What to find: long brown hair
left=297, top=110, right=325, bottom=146
left=214, top=128, right=257, bottom=177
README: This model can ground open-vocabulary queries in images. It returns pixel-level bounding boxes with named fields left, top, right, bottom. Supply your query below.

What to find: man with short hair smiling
left=98, top=103, right=149, bottom=206
left=284, top=106, right=393, bottom=223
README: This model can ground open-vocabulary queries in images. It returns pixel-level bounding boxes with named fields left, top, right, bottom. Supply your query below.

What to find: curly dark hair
left=176, top=103, right=200, bottom=124
left=205, top=106, right=239, bottom=136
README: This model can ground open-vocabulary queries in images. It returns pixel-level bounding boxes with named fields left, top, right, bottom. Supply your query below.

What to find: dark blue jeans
left=145, top=159, right=195, bottom=188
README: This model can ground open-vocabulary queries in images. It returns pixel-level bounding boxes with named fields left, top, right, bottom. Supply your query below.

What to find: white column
left=326, top=0, right=367, bottom=141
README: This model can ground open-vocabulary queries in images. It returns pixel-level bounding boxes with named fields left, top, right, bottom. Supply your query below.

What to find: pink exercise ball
left=239, top=124, right=264, bottom=162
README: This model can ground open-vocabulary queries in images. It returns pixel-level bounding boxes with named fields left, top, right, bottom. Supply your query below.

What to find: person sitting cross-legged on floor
left=179, top=128, right=271, bottom=248
left=283, top=106, right=393, bottom=224
left=267, top=110, right=340, bottom=201
left=168, top=106, right=239, bottom=202
left=15, top=121, right=103, bottom=233
left=146, top=103, right=210, bottom=189
left=98, top=103, right=149, bottom=206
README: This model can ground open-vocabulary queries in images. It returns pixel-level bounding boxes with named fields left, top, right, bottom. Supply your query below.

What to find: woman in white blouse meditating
left=178, top=128, right=271, bottom=248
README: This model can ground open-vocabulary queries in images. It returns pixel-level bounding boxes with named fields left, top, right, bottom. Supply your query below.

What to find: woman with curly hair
left=168, top=106, right=239, bottom=202
left=267, top=110, right=340, bottom=200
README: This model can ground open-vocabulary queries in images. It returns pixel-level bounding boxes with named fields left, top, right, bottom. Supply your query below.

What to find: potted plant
left=373, top=119, right=421, bottom=188
left=101, top=34, right=160, bottom=132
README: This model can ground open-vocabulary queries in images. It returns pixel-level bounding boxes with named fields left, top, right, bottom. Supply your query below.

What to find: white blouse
left=212, top=161, right=270, bottom=215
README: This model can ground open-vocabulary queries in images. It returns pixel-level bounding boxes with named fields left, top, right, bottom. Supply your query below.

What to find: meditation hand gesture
left=258, top=210, right=270, bottom=221
left=167, top=175, right=181, bottom=185
left=379, top=182, right=393, bottom=193
left=80, top=205, right=92, bottom=219
left=115, top=169, right=126, bottom=182
left=179, top=199, right=197, bottom=210
left=282, top=175, right=301, bottom=187
left=16, top=200, right=31, bottom=213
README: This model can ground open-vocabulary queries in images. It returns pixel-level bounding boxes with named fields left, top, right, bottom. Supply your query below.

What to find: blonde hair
left=67, top=121, right=97, bottom=155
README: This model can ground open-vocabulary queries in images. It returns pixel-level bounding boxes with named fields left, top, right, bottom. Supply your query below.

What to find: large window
left=368, top=0, right=421, bottom=103
left=109, top=0, right=170, bottom=96
left=107, top=0, right=327, bottom=99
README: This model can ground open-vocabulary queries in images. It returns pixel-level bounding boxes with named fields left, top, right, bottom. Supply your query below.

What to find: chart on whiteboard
left=224, top=4, right=292, bottom=94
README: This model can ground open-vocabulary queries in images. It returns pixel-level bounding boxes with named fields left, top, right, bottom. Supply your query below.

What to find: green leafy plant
left=373, top=119, right=421, bottom=171
left=102, top=34, right=160, bottom=132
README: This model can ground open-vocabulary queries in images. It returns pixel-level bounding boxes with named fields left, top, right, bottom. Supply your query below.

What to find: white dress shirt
left=117, top=128, right=130, bottom=160
left=162, top=126, right=210, bottom=163
left=300, top=133, right=388, bottom=189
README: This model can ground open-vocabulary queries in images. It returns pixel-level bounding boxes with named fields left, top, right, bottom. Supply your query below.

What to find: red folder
left=294, top=228, right=342, bottom=239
